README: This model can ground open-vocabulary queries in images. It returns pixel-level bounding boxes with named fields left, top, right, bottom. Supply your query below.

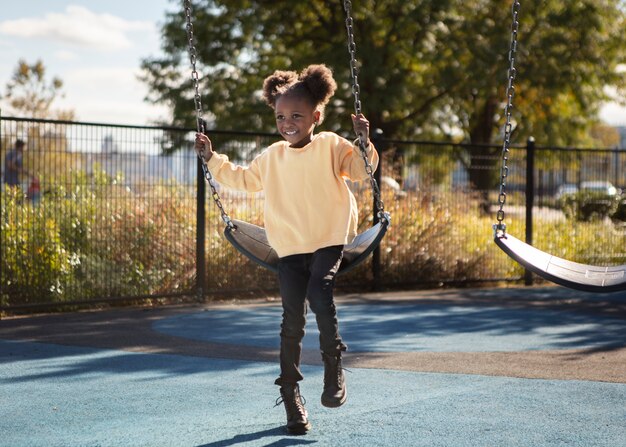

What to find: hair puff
left=262, top=70, right=298, bottom=107
left=262, top=64, right=337, bottom=113
left=298, top=64, right=337, bottom=107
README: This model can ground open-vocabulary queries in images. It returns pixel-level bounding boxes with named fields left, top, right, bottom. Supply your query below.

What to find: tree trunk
left=467, top=96, right=501, bottom=214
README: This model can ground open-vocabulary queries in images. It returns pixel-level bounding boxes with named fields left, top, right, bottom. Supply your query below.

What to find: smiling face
left=274, top=94, right=320, bottom=148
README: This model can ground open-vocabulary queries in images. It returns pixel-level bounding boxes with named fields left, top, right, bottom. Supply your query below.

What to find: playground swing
left=183, top=0, right=391, bottom=275
left=493, top=1, right=626, bottom=293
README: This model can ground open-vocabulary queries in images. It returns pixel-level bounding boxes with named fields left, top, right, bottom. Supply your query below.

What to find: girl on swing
left=194, top=64, right=378, bottom=435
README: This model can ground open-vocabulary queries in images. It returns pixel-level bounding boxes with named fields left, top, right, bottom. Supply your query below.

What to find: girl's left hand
left=352, top=113, right=370, bottom=144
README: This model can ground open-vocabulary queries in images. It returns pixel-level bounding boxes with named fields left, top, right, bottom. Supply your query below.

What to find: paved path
left=1, top=286, right=625, bottom=446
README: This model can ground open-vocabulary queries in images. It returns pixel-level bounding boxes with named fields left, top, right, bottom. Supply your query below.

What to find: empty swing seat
left=494, top=231, right=626, bottom=293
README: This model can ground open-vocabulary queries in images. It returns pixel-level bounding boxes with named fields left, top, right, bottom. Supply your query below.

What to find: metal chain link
left=495, top=0, right=521, bottom=232
left=342, top=0, right=386, bottom=219
left=184, top=0, right=234, bottom=228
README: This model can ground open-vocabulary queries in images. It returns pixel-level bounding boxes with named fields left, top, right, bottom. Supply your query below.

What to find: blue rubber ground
left=2, top=288, right=626, bottom=447
left=2, top=339, right=625, bottom=447
left=153, top=303, right=626, bottom=352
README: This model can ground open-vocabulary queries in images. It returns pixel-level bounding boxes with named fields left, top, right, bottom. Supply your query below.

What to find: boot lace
left=323, top=355, right=350, bottom=389
left=274, top=393, right=307, bottom=408
left=274, top=387, right=307, bottom=419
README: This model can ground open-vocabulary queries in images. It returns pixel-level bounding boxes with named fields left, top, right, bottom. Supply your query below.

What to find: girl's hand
left=194, top=133, right=214, bottom=160
left=351, top=113, right=370, bottom=144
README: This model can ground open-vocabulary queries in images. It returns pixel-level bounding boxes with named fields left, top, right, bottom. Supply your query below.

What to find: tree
left=142, top=0, right=626, bottom=198
left=1, top=59, right=78, bottom=185
left=442, top=0, right=626, bottom=203
left=141, top=0, right=456, bottom=136
left=2, top=59, right=75, bottom=120
left=590, top=124, right=621, bottom=148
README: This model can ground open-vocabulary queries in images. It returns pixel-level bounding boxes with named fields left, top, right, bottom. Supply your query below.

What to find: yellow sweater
left=207, top=131, right=379, bottom=257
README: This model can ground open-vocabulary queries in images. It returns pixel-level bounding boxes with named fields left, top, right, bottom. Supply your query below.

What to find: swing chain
left=343, top=0, right=386, bottom=219
left=184, top=0, right=234, bottom=229
left=495, top=0, right=521, bottom=232
left=186, top=0, right=384, bottom=225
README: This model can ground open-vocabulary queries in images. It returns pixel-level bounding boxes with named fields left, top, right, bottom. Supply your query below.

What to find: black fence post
left=196, top=156, right=206, bottom=301
left=525, top=136, right=535, bottom=286
left=371, top=129, right=384, bottom=290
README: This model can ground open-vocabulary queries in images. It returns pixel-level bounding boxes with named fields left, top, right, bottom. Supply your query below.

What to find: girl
left=194, top=64, right=378, bottom=435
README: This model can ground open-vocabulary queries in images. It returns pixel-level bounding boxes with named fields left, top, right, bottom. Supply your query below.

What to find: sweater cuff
left=353, top=138, right=373, bottom=151
left=206, top=152, right=226, bottom=170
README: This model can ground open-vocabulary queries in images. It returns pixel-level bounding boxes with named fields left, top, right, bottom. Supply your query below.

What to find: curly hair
left=262, top=64, right=337, bottom=123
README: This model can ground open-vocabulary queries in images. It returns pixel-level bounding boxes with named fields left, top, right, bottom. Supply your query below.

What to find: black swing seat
left=224, top=212, right=391, bottom=276
left=494, top=230, right=626, bottom=293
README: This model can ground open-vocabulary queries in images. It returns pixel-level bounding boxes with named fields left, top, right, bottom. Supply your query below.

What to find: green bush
left=532, top=219, right=626, bottom=266
left=3, top=169, right=625, bottom=309
left=359, top=189, right=518, bottom=285
left=1, top=187, right=75, bottom=306
left=1, top=169, right=197, bottom=307
left=611, top=198, right=626, bottom=222
left=560, top=191, right=621, bottom=221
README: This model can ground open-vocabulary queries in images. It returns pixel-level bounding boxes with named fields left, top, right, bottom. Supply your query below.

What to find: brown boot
left=276, top=384, right=311, bottom=434
left=321, top=352, right=347, bottom=408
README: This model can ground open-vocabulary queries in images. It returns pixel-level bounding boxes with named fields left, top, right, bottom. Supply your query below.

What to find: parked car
left=560, top=180, right=622, bottom=221
left=555, top=183, right=578, bottom=200
left=579, top=181, right=619, bottom=197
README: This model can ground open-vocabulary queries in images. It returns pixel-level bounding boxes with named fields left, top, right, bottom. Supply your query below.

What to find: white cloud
left=0, top=5, right=154, bottom=51
left=63, top=66, right=143, bottom=91
left=57, top=66, right=168, bottom=124
left=600, top=103, right=626, bottom=126
left=54, top=50, right=77, bottom=61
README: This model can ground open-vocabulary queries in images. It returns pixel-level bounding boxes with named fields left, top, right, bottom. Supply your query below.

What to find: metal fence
left=2, top=115, right=625, bottom=311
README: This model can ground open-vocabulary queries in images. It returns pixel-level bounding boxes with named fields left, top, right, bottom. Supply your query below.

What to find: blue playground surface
left=1, top=286, right=625, bottom=446
left=153, top=302, right=626, bottom=352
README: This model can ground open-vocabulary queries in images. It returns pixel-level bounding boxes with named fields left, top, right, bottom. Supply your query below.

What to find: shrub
left=355, top=189, right=518, bottom=286
left=1, top=169, right=197, bottom=307
left=533, top=219, right=626, bottom=266
left=3, top=167, right=625, bottom=309
left=611, top=197, right=626, bottom=222
left=1, top=187, right=75, bottom=306
left=560, top=190, right=621, bottom=221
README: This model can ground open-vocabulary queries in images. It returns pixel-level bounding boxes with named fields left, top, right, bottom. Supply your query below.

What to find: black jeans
left=275, top=245, right=347, bottom=386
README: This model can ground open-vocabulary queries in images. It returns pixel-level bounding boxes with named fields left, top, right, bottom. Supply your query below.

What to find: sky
left=0, top=0, right=176, bottom=125
left=0, top=1, right=625, bottom=127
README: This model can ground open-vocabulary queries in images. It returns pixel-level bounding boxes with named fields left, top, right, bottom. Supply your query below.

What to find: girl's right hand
left=194, top=133, right=214, bottom=160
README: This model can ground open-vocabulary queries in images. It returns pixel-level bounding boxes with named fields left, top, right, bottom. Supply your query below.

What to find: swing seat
left=494, top=230, right=626, bottom=293
left=187, top=1, right=390, bottom=274
left=224, top=212, right=391, bottom=275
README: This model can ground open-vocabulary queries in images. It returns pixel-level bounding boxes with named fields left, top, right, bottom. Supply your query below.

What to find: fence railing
left=2, top=115, right=625, bottom=311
